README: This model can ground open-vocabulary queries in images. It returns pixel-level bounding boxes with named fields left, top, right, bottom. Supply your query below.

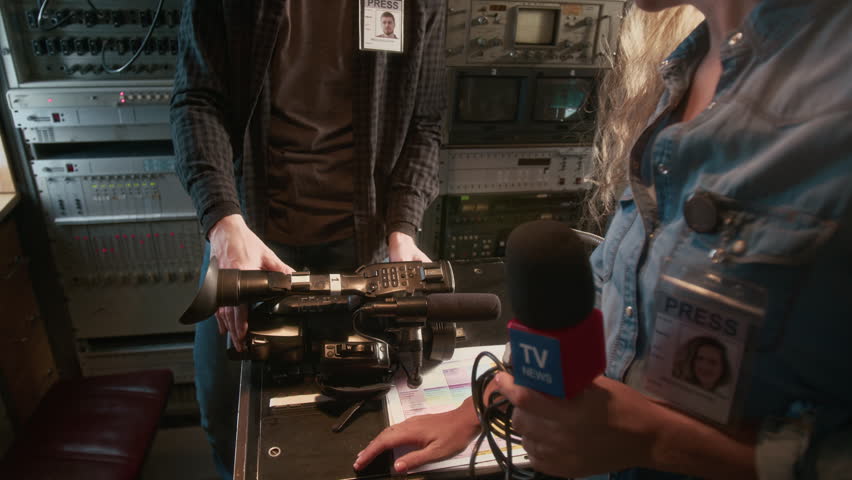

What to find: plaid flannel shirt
left=170, top=0, right=446, bottom=264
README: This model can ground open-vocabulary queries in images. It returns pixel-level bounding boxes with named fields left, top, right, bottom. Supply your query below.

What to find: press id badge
left=642, top=266, right=766, bottom=425
left=359, top=0, right=404, bottom=53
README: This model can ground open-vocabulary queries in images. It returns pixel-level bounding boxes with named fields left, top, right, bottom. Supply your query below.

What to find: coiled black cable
left=102, top=0, right=165, bottom=74
left=469, top=351, right=538, bottom=480
left=35, top=0, right=165, bottom=75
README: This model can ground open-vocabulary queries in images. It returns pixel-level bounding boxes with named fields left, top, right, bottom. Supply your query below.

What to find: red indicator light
left=154, top=233, right=159, bottom=238
left=146, top=233, right=152, bottom=238
left=120, top=91, right=125, bottom=96
left=115, top=234, right=120, bottom=239
left=74, top=236, right=80, bottom=240
left=83, top=236, right=89, bottom=240
left=47, top=98, right=53, bottom=103
left=131, top=234, right=136, bottom=239
left=169, top=232, right=175, bottom=236
left=101, top=248, right=107, bottom=253
left=179, top=244, right=185, bottom=249
left=139, top=240, right=145, bottom=245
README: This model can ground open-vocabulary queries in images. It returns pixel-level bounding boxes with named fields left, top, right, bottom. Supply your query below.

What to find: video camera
left=179, top=258, right=501, bottom=396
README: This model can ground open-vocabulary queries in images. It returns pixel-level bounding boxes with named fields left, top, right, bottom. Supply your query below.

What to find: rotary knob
left=471, top=16, right=488, bottom=26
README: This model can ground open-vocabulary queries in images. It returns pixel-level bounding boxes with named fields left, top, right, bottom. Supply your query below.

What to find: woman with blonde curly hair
left=357, top=1, right=852, bottom=478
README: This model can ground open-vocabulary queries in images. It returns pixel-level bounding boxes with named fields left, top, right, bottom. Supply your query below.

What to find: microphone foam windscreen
left=505, top=220, right=594, bottom=330
left=426, top=293, right=501, bottom=323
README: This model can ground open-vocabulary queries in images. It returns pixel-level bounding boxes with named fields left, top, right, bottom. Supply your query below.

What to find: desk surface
left=234, top=259, right=514, bottom=480
left=0, top=193, right=19, bottom=222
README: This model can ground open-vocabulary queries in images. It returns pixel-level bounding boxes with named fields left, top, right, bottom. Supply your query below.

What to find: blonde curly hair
left=584, top=4, right=704, bottom=232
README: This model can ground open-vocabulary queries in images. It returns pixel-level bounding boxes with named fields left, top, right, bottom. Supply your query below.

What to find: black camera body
left=180, top=259, right=500, bottom=395
left=231, top=295, right=394, bottom=396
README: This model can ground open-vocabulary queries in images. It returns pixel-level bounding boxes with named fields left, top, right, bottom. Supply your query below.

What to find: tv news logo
left=509, top=329, right=566, bottom=397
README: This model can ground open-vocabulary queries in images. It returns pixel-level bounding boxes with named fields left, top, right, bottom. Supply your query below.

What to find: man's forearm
left=200, top=200, right=242, bottom=238
left=387, top=221, right=418, bottom=238
left=171, top=0, right=241, bottom=235
left=386, top=4, right=445, bottom=230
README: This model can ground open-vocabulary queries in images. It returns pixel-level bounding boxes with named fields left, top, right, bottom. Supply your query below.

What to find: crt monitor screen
left=514, top=8, right=559, bottom=45
left=456, top=76, right=522, bottom=123
left=533, top=78, right=592, bottom=122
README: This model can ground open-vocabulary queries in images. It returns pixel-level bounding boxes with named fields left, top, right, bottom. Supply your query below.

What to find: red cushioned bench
left=1, top=369, right=173, bottom=480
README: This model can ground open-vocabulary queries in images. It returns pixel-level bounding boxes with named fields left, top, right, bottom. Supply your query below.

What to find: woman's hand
left=493, top=372, right=756, bottom=479
left=494, top=372, right=658, bottom=478
left=354, top=398, right=480, bottom=473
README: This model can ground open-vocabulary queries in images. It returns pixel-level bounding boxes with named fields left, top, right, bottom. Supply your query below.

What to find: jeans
left=194, top=236, right=359, bottom=480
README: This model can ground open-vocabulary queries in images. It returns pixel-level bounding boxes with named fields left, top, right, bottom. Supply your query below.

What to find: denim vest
left=589, top=0, right=852, bottom=477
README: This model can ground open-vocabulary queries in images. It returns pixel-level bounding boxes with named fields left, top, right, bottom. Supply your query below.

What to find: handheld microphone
left=506, top=220, right=605, bottom=398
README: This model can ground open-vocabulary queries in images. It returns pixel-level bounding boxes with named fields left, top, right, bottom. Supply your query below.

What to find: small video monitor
left=456, top=76, right=523, bottom=123
left=533, top=78, right=592, bottom=122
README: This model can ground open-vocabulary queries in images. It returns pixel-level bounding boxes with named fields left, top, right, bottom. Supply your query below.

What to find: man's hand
left=353, top=398, right=480, bottom=473
left=388, top=231, right=431, bottom=262
left=208, top=214, right=294, bottom=351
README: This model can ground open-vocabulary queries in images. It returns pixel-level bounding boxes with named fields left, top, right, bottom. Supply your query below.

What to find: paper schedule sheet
left=385, top=345, right=527, bottom=473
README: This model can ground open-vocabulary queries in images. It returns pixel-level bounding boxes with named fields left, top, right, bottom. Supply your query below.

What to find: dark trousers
left=194, top=237, right=359, bottom=480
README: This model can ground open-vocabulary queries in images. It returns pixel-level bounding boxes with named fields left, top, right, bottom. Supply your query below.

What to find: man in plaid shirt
left=171, top=1, right=446, bottom=477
